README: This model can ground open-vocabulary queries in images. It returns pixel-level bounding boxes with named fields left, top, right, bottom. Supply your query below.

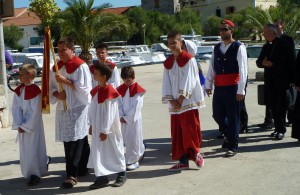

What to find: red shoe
left=194, top=153, right=204, bottom=168
left=168, top=163, right=189, bottom=172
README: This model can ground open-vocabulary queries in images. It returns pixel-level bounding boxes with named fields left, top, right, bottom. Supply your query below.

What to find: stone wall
left=0, top=85, right=9, bottom=128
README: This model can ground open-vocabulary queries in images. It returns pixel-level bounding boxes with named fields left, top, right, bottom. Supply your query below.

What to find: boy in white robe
left=88, top=63, right=127, bottom=189
left=12, top=64, right=48, bottom=186
left=89, top=43, right=120, bottom=88
left=116, top=66, right=146, bottom=171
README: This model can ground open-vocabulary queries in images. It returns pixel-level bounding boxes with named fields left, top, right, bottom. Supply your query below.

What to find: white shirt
left=205, top=41, right=248, bottom=95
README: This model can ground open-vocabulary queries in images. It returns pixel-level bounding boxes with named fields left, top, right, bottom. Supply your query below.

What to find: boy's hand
left=89, top=126, right=92, bottom=135
left=18, top=127, right=25, bottom=133
left=120, top=117, right=126, bottom=123
left=99, top=133, right=108, bottom=141
left=206, top=89, right=212, bottom=97
left=169, top=100, right=181, bottom=109
left=177, top=95, right=185, bottom=106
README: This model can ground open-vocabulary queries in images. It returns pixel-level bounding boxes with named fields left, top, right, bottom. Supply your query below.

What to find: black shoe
left=270, top=131, right=278, bottom=137
left=285, top=122, right=292, bottom=127
left=217, top=133, right=224, bottom=139
left=89, top=177, right=109, bottom=190
left=27, top=175, right=40, bottom=186
left=222, top=140, right=229, bottom=149
left=275, top=133, right=284, bottom=140
left=224, top=150, right=237, bottom=157
left=240, top=127, right=248, bottom=134
left=258, top=122, right=274, bottom=129
left=112, top=175, right=127, bottom=187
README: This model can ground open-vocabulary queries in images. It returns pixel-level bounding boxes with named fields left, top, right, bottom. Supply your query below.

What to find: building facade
left=3, top=8, right=42, bottom=48
left=142, top=0, right=277, bottom=18
left=141, top=0, right=181, bottom=14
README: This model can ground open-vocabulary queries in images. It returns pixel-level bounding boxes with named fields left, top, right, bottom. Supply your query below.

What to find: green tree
left=58, top=0, right=129, bottom=64
left=175, top=8, right=202, bottom=35
left=126, top=7, right=202, bottom=45
left=3, top=25, right=23, bottom=50
left=203, top=16, right=222, bottom=36
left=233, top=4, right=300, bottom=41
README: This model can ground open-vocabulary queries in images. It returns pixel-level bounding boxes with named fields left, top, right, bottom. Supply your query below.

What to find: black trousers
left=240, top=99, right=248, bottom=130
left=63, top=136, right=90, bottom=178
left=292, top=92, right=300, bottom=139
left=270, top=89, right=287, bottom=134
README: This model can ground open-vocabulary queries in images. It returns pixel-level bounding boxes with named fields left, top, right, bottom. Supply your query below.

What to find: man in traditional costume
left=162, top=31, right=205, bottom=172
left=257, top=24, right=294, bottom=140
left=89, top=43, right=120, bottom=88
left=88, top=64, right=127, bottom=189
left=12, top=64, right=48, bottom=186
left=206, top=20, right=248, bottom=157
left=50, top=37, right=92, bottom=188
left=117, top=66, right=146, bottom=171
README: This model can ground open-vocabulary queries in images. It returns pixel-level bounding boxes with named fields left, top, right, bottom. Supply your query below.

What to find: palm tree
left=237, top=4, right=300, bottom=41
left=58, top=0, right=129, bottom=65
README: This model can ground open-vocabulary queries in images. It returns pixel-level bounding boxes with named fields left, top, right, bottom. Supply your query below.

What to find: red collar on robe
left=90, top=59, right=116, bottom=74
left=163, top=51, right=193, bottom=69
left=52, top=56, right=84, bottom=74
left=90, top=84, right=120, bottom=104
left=15, top=83, right=41, bottom=100
left=116, top=82, right=146, bottom=97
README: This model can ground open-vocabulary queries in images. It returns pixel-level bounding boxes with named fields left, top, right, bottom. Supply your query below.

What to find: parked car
left=10, top=53, right=43, bottom=67
left=22, top=56, right=54, bottom=76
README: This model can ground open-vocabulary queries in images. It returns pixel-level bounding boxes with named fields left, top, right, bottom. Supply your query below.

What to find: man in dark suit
left=256, top=24, right=295, bottom=140
left=274, top=19, right=296, bottom=127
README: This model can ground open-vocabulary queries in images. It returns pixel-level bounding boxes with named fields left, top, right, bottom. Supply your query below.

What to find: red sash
left=215, top=73, right=240, bottom=86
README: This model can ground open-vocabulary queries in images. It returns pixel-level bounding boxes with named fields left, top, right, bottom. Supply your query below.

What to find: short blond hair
left=19, top=64, right=37, bottom=79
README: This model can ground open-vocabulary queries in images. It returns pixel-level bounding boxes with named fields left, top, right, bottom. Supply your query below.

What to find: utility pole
left=0, top=0, right=15, bottom=127
left=142, top=23, right=146, bottom=45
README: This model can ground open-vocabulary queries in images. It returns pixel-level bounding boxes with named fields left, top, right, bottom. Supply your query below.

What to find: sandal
left=61, top=177, right=78, bottom=189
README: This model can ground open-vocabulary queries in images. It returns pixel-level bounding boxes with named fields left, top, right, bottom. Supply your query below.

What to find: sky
left=14, top=0, right=141, bottom=9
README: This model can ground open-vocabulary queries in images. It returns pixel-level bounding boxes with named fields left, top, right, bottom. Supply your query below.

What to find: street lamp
left=142, top=24, right=146, bottom=45
left=25, top=32, right=30, bottom=47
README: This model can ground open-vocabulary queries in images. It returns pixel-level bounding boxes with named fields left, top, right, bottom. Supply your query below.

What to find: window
left=226, top=6, right=235, bottom=14
left=154, top=0, right=159, bottom=8
left=30, top=37, right=40, bottom=45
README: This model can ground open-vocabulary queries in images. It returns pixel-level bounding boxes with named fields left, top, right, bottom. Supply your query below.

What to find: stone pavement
left=0, top=59, right=300, bottom=195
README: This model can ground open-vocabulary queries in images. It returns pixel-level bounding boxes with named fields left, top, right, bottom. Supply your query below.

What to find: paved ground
left=0, top=59, right=300, bottom=195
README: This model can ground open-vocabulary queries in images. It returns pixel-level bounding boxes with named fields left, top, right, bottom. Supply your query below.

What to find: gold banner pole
left=48, top=31, right=67, bottom=111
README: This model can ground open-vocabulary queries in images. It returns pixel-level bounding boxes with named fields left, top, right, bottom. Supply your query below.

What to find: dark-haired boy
left=90, top=43, right=120, bottom=88
left=88, top=63, right=127, bottom=189
left=116, top=66, right=146, bottom=171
